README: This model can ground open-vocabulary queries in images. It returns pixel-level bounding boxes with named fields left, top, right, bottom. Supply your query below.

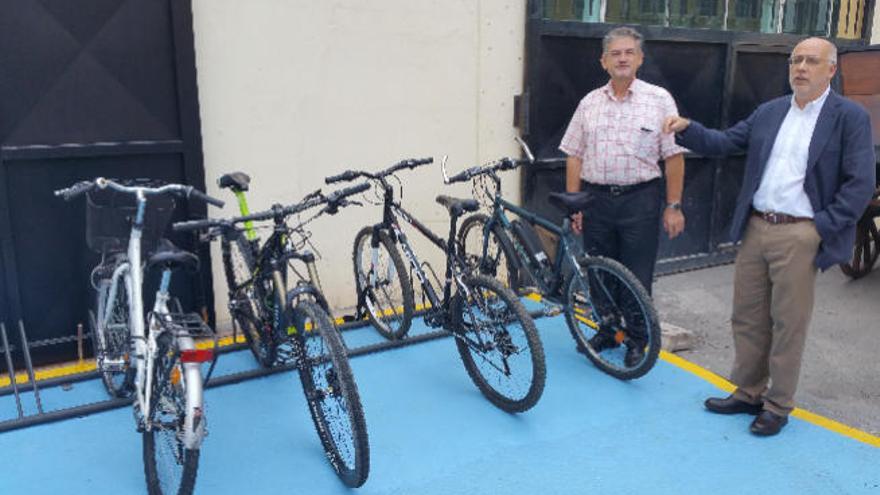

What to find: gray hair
left=603, top=26, right=644, bottom=53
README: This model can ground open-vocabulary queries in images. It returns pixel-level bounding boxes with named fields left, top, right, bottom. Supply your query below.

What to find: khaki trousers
left=729, top=215, right=821, bottom=416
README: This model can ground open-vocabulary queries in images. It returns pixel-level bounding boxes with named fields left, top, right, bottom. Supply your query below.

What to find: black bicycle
left=326, top=158, right=546, bottom=413
left=450, top=139, right=661, bottom=380
left=173, top=180, right=371, bottom=487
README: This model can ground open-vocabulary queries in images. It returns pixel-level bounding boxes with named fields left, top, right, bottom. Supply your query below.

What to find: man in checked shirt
left=559, top=26, right=686, bottom=367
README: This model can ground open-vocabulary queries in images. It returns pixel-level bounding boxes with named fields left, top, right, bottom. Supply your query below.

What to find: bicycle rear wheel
left=456, top=213, right=523, bottom=291
left=143, top=334, right=201, bottom=495
left=564, top=255, right=660, bottom=380
left=291, top=301, right=370, bottom=487
left=92, top=278, right=134, bottom=398
left=352, top=226, right=414, bottom=340
left=222, top=234, right=278, bottom=366
left=451, top=274, right=545, bottom=413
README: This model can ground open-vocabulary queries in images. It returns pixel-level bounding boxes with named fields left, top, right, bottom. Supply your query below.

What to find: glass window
left=605, top=0, right=667, bottom=26
left=541, top=0, right=868, bottom=38
left=782, top=0, right=831, bottom=35
left=727, top=0, right=780, bottom=32
left=669, top=0, right=726, bottom=28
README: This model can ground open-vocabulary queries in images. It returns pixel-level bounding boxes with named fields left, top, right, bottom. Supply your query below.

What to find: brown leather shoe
left=704, top=395, right=763, bottom=415
left=750, top=410, right=788, bottom=436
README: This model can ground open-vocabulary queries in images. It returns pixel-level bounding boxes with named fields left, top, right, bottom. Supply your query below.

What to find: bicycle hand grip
left=447, top=166, right=480, bottom=184
left=172, top=218, right=217, bottom=232
left=54, top=181, right=94, bottom=201
left=188, top=187, right=225, bottom=208
left=405, top=157, right=434, bottom=168
left=327, top=181, right=370, bottom=203
left=325, top=170, right=358, bottom=184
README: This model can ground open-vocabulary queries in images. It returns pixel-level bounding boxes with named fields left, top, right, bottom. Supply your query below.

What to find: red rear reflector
left=180, top=349, right=214, bottom=363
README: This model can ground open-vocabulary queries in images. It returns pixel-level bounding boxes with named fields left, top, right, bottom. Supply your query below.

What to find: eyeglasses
left=788, top=55, right=833, bottom=66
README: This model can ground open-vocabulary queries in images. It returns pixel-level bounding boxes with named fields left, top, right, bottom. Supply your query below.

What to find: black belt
left=751, top=209, right=812, bottom=224
left=582, top=179, right=659, bottom=197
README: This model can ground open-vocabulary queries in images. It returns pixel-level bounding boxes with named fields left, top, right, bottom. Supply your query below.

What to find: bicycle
left=449, top=139, right=661, bottom=380
left=173, top=179, right=371, bottom=487
left=326, top=159, right=546, bottom=413
left=56, top=178, right=224, bottom=495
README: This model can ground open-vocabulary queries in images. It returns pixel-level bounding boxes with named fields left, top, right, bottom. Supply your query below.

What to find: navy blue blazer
left=676, top=90, right=876, bottom=270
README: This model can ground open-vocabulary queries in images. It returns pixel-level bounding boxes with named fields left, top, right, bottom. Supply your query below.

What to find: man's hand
left=663, top=116, right=690, bottom=134
left=571, top=212, right=583, bottom=234
left=663, top=207, right=685, bottom=239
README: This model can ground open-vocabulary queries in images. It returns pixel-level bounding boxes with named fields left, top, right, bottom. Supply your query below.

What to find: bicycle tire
left=91, top=278, right=135, bottom=398
left=143, top=334, right=201, bottom=495
left=451, top=274, right=546, bottom=413
left=352, top=226, right=414, bottom=340
left=291, top=301, right=370, bottom=487
left=456, top=213, right=524, bottom=292
left=221, top=234, right=278, bottom=366
left=564, top=255, right=661, bottom=380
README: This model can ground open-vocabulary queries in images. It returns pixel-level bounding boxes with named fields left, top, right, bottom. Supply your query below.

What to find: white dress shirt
left=752, top=86, right=831, bottom=218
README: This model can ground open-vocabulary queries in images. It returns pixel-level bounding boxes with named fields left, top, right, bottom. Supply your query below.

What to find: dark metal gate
left=520, top=0, right=871, bottom=275
left=0, top=0, right=211, bottom=364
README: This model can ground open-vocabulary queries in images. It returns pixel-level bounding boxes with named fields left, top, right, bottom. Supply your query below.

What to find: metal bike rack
left=0, top=320, right=46, bottom=429
left=0, top=305, right=550, bottom=434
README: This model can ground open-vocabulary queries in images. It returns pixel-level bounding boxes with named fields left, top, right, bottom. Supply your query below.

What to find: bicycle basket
left=85, top=179, right=176, bottom=255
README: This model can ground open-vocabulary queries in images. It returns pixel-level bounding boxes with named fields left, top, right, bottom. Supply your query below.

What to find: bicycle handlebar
left=324, top=157, right=433, bottom=184
left=54, top=177, right=225, bottom=208
left=54, top=180, right=96, bottom=201
left=442, top=137, right=540, bottom=185
left=188, top=187, right=225, bottom=208
left=172, top=181, right=370, bottom=233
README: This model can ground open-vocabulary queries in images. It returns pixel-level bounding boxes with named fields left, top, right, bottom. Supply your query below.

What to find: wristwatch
left=666, top=202, right=682, bottom=211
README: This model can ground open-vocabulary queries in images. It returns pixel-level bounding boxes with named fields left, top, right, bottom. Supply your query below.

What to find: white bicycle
left=56, top=177, right=223, bottom=495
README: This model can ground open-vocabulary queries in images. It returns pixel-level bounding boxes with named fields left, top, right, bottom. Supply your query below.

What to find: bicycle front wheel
left=564, top=255, right=661, bottom=380
left=352, top=226, right=414, bottom=340
left=291, top=301, right=370, bottom=487
left=451, top=274, right=546, bottom=413
left=222, top=234, right=278, bottom=366
left=92, top=278, right=134, bottom=398
left=143, top=335, right=201, bottom=495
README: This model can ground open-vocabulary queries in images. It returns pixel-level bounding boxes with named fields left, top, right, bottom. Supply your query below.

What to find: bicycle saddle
left=548, top=191, right=594, bottom=214
left=217, top=171, right=251, bottom=192
left=435, top=195, right=479, bottom=217
left=147, top=238, right=199, bottom=272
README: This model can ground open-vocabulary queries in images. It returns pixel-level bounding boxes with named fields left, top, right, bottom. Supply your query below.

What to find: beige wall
left=873, top=4, right=880, bottom=43
left=192, top=1, right=527, bottom=329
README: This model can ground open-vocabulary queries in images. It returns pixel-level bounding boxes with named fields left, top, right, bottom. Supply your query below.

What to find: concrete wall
left=873, top=4, right=880, bottom=43
left=192, top=1, right=527, bottom=329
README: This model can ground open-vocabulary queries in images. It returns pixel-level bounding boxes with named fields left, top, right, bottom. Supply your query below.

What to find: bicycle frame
left=97, top=189, right=205, bottom=447
left=374, top=182, right=471, bottom=325
left=466, top=165, right=589, bottom=305
left=229, top=191, right=330, bottom=315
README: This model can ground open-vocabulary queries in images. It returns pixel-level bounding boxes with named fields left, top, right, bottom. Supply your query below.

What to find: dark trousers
left=581, top=179, right=661, bottom=295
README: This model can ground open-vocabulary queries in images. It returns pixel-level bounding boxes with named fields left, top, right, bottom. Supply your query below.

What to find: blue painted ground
left=1, top=315, right=878, bottom=494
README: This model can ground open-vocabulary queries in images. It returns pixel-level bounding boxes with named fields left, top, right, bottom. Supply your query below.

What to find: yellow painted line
left=659, top=350, right=736, bottom=394
left=789, top=409, right=880, bottom=448
left=0, top=361, right=97, bottom=388
left=1, top=303, right=429, bottom=387
left=530, top=291, right=880, bottom=447
left=658, top=350, right=880, bottom=448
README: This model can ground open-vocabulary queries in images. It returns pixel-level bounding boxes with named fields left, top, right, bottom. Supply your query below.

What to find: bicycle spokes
left=460, top=289, right=532, bottom=393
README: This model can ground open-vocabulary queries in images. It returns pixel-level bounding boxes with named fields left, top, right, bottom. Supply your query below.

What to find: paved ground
left=2, top=315, right=878, bottom=495
left=655, top=262, right=880, bottom=436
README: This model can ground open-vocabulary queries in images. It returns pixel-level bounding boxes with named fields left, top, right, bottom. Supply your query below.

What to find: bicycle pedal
left=542, top=304, right=564, bottom=317
left=102, top=362, right=128, bottom=372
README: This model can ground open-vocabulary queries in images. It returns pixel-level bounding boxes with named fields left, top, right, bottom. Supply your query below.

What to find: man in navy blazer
left=664, top=37, right=875, bottom=436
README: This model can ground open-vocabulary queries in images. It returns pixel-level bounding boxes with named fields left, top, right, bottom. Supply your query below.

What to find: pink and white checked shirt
left=559, top=79, right=687, bottom=186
